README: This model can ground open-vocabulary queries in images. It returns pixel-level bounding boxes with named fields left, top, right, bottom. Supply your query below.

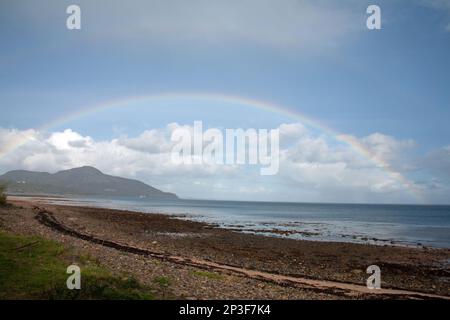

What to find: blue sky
left=1, top=0, right=450, bottom=204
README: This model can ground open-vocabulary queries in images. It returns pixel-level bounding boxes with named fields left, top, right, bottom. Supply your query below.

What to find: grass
left=192, top=270, right=224, bottom=280
left=0, top=231, right=154, bottom=300
left=153, top=276, right=171, bottom=287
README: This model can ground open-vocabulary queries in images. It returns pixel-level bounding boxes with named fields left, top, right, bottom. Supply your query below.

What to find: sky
left=0, top=0, right=450, bottom=204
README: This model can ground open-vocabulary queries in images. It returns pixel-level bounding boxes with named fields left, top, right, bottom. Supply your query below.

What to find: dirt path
left=34, top=207, right=450, bottom=300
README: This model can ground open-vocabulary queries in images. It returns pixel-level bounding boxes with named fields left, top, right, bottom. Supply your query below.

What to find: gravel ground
left=1, top=199, right=449, bottom=299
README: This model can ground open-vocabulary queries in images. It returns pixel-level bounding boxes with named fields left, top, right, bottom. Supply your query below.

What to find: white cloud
left=48, top=129, right=93, bottom=150
left=0, top=124, right=441, bottom=203
left=116, top=128, right=172, bottom=153
left=359, top=133, right=415, bottom=159
left=278, top=132, right=416, bottom=196
left=279, top=123, right=308, bottom=144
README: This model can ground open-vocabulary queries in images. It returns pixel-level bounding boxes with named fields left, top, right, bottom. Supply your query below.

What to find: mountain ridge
left=0, top=166, right=178, bottom=199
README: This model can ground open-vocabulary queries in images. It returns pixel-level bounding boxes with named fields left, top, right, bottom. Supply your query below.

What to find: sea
left=45, top=197, right=450, bottom=248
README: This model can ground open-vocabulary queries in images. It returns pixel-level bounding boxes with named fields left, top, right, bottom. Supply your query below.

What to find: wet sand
left=1, top=197, right=450, bottom=299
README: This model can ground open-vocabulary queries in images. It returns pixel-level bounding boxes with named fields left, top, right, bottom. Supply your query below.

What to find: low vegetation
left=0, top=185, right=6, bottom=206
left=153, top=276, right=171, bottom=288
left=0, top=231, right=154, bottom=300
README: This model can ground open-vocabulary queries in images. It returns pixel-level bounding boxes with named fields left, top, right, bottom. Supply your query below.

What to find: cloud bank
left=1, top=123, right=447, bottom=203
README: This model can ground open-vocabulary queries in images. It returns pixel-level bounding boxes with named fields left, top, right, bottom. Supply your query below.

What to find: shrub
left=0, top=185, right=7, bottom=206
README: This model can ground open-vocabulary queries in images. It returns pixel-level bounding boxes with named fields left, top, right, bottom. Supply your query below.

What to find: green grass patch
left=153, top=276, right=171, bottom=287
left=192, top=270, right=223, bottom=280
left=0, top=231, right=154, bottom=300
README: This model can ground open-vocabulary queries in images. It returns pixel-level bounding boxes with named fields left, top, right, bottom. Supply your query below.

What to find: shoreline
left=2, top=197, right=450, bottom=299
left=10, top=195, right=447, bottom=249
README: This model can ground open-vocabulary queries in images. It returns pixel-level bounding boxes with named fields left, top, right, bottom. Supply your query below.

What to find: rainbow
left=0, top=92, right=423, bottom=201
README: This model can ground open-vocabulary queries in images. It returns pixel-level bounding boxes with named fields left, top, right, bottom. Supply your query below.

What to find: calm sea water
left=50, top=197, right=450, bottom=248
